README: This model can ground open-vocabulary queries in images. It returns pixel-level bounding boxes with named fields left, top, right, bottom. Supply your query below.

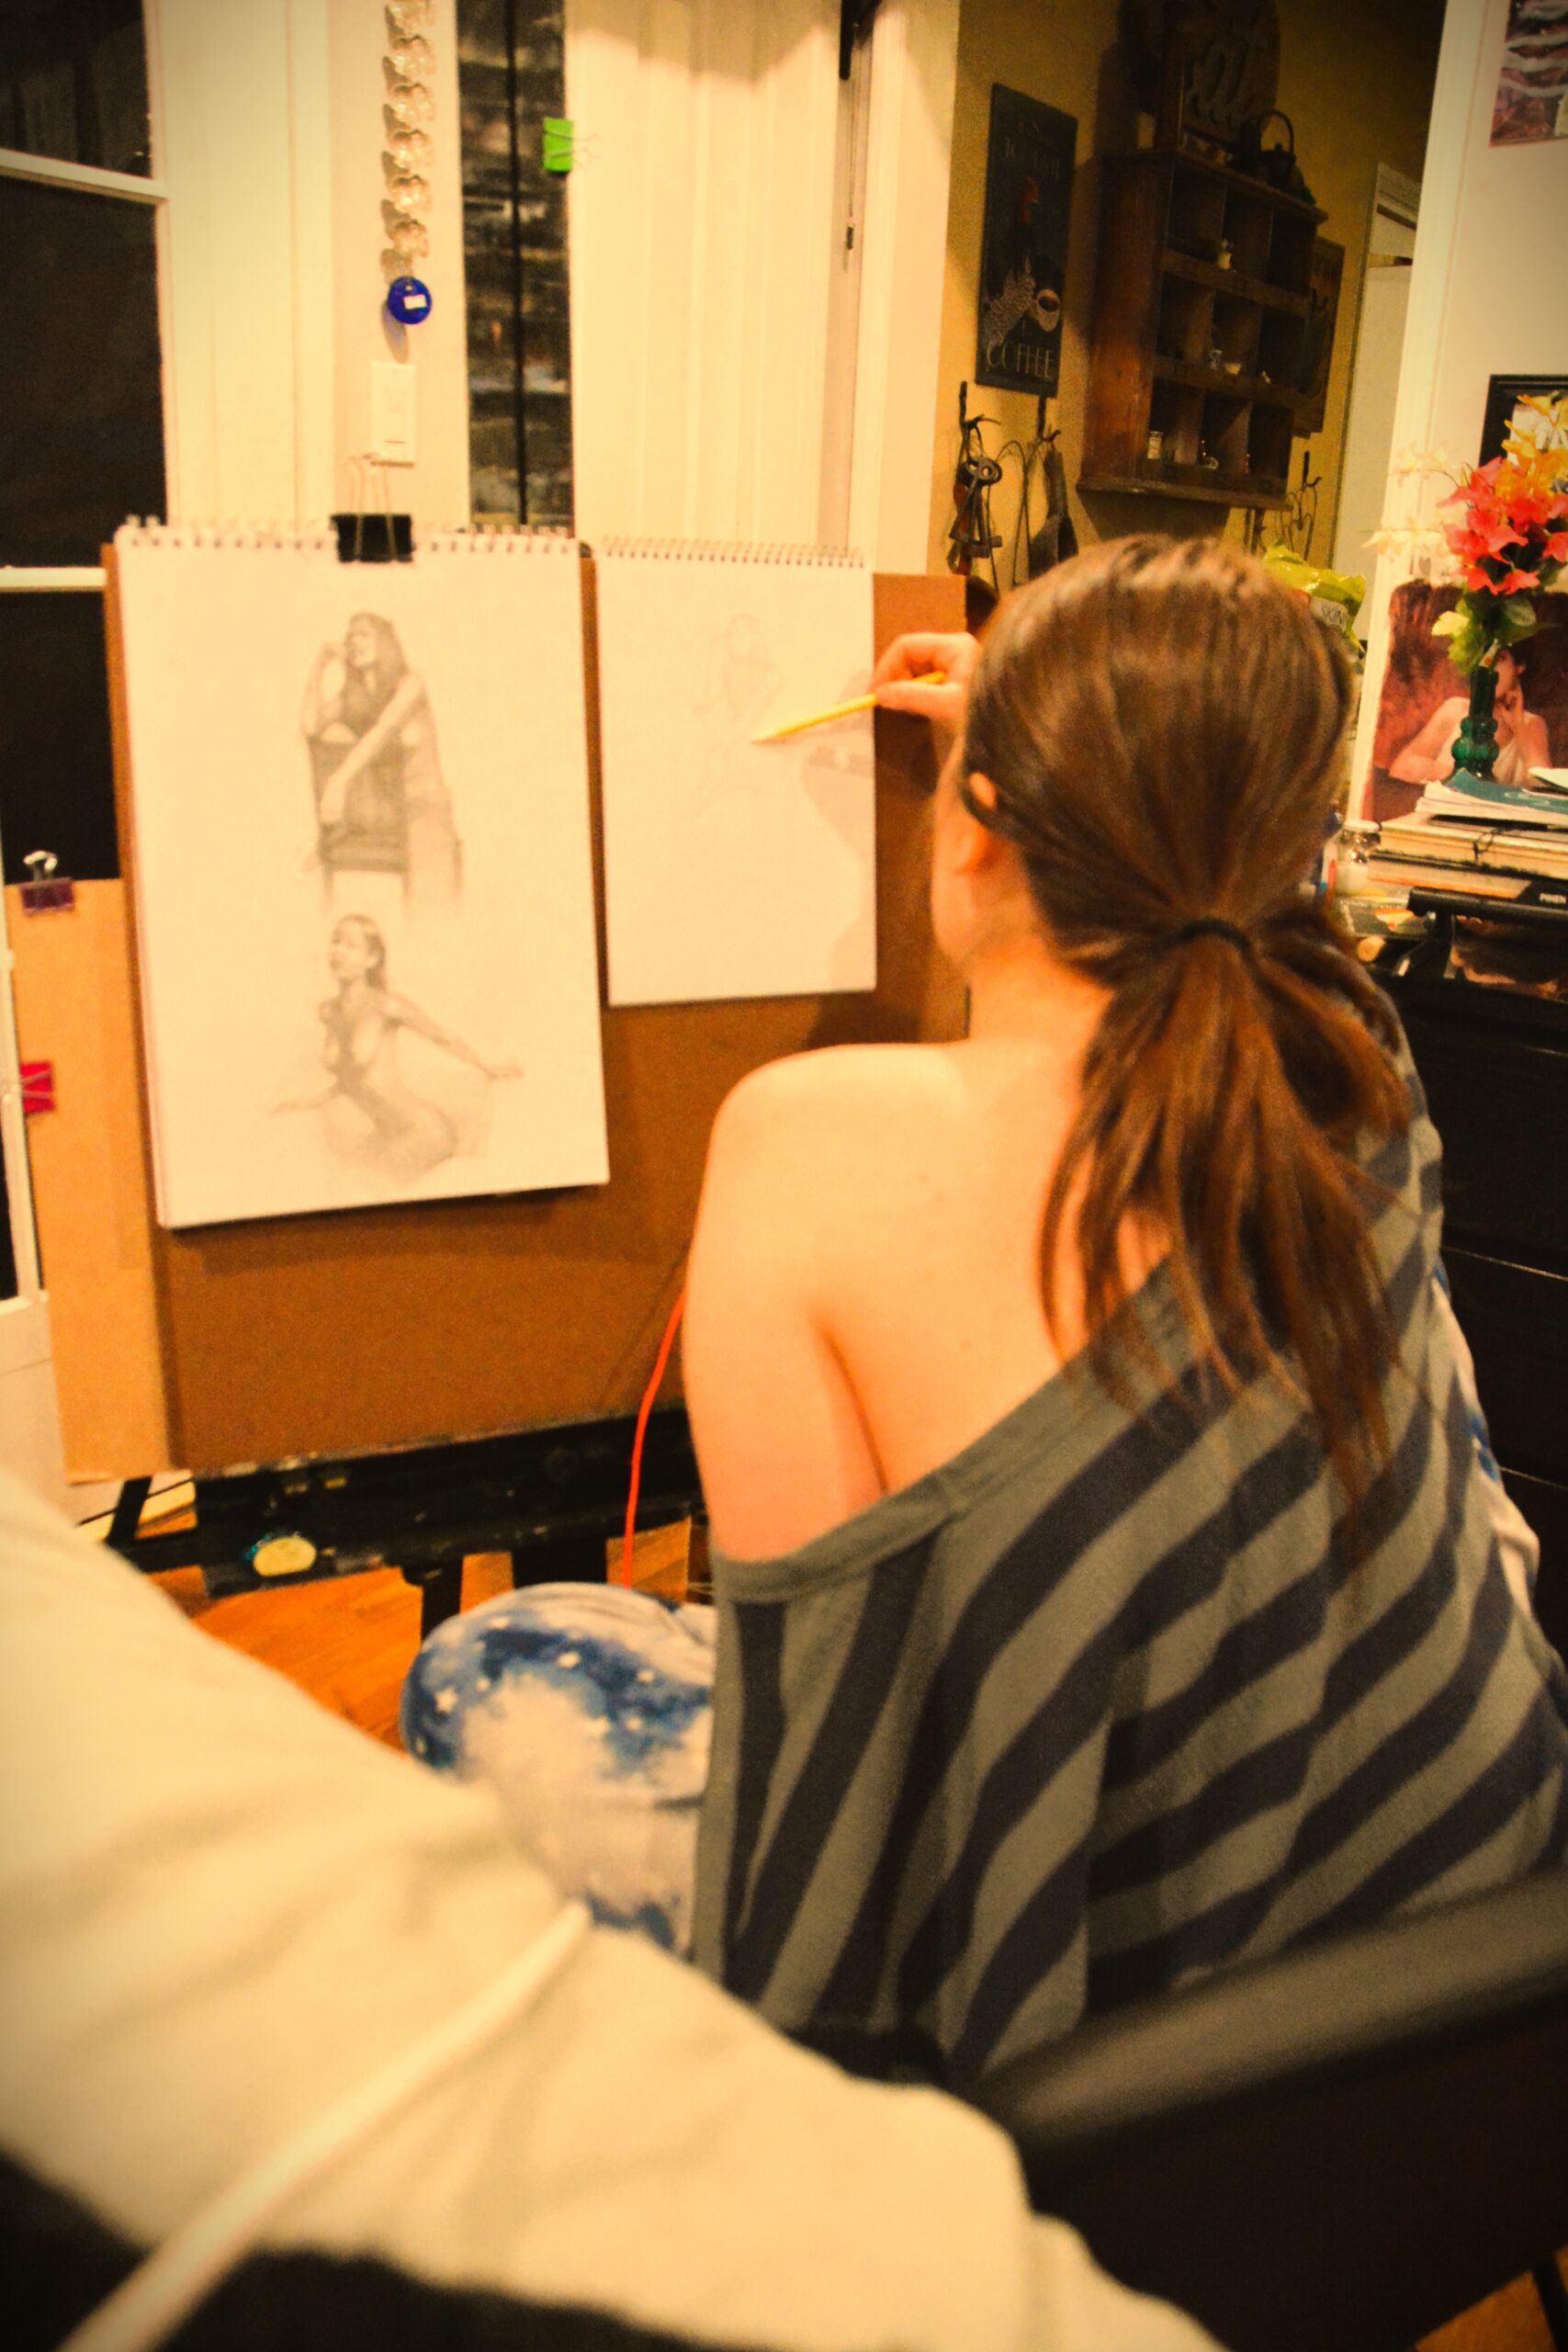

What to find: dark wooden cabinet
left=1384, top=975, right=1568, bottom=1659
left=1081, top=148, right=1320, bottom=512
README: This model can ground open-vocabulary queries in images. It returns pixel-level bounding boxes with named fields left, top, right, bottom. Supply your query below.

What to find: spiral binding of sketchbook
left=596, top=537, right=863, bottom=566
left=113, top=520, right=581, bottom=558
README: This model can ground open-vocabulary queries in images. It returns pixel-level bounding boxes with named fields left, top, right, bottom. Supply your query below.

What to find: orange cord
left=615, top=1285, right=687, bottom=1586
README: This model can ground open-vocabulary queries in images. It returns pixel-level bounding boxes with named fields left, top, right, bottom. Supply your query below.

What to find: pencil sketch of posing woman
left=280, top=916, right=519, bottom=1178
left=301, top=615, right=462, bottom=911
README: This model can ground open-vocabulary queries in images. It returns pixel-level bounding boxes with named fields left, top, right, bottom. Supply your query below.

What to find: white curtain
left=564, top=1, right=845, bottom=546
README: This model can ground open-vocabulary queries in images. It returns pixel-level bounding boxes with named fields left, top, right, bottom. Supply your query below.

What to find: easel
left=10, top=561, right=965, bottom=1621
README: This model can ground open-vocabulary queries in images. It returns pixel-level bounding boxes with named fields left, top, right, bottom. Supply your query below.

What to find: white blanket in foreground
left=0, top=1469, right=1218, bottom=2352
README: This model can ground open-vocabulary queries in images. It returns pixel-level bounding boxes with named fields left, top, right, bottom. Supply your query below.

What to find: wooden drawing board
left=14, top=565, right=964, bottom=1478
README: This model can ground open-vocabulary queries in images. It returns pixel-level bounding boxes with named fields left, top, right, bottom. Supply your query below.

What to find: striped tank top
left=692, top=1065, right=1568, bottom=2090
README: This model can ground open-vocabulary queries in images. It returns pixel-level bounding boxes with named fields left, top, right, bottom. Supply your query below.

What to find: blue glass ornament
left=387, top=274, right=433, bottom=325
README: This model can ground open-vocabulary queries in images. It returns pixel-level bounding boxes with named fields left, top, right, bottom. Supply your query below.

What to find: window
left=457, top=0, right=574, bottom=526
left=0, top=0, right=152, bottom=177
left=0, top=0, right=164, bottom=1306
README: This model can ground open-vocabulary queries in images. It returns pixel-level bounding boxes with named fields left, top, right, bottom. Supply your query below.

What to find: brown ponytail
left=962, top=536, right=1411, bottom=1504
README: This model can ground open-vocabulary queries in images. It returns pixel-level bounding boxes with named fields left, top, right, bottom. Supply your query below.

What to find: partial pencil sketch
left=301, top=613, right=462, bottom=912
left=596, top=550, right=876, bottom=1008
left=697, top=616, right=781, bottom=767
left=651, top=610, right=784, bottom=841
left=279, top=915, right=520, bottom=1177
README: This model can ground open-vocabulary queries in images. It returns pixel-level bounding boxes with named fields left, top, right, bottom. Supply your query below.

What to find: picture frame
left=975, top=85, right=1076, bottom=399
left=1367, top=578, right=1568, bottom=825
left=1480, top=373, right=1568, bottom=465
left=1296, top=237, right=1344, bottom=435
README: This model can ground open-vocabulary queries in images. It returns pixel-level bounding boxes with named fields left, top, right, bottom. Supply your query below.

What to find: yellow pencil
left=752, top=671, right=946, bottom=744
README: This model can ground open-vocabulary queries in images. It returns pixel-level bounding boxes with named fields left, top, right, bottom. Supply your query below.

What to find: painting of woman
left=1387, top=645, right=1551, bottom=787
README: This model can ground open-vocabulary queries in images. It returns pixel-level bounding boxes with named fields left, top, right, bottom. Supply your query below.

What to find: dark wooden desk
left=1383, top=973, right=1568, bottom=1658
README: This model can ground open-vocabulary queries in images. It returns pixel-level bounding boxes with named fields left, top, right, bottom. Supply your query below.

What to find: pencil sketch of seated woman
left=301, top=614, right=462, bottom=911
left=278, top=915, right=519, bottom=1178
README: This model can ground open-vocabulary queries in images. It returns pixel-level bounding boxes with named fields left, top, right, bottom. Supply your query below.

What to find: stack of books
left=1365, top=770, right=1568, bottom=914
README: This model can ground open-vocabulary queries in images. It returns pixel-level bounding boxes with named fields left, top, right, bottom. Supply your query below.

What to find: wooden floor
left=153, top=1521, right=694, bottom=1750
left=151, top=1546, right=1564, bottom=2352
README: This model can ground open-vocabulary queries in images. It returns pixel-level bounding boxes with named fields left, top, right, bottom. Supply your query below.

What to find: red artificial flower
left=1454, top=519, right=1519, bottom=559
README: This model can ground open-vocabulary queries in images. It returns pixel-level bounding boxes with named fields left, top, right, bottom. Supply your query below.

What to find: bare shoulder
left=714, top=1041, right=960, bottom=1147
left=705, top=1044, right=962, bottom=1202
left=687, top=1046, right=964, bottom=1553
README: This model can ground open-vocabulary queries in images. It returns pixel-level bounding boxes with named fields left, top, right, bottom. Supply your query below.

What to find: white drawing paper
left=595, top=549, right=876, bottom=1006
left=116, top=528, right=608, bottom=1228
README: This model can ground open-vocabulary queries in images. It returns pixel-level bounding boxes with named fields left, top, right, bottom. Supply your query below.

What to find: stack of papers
left=1369, top=778, right=1568, bottom=904
left=1416, top=777, right=1568, bottom=830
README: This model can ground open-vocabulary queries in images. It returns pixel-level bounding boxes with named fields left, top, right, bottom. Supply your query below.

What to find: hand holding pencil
left=871, top=630, right=981, bottom=738
left=753, top=628, right=983, bottom=744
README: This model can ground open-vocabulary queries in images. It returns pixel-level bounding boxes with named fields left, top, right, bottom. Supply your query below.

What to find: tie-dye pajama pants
left=401, top=1583, right=716, bottom=1952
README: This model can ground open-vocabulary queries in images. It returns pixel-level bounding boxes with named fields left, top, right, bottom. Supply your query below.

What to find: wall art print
left=975, top=85, right=1076, bottom=398
left=115, top=529, right=607, bottom=1229
left=1296, top=237, right=1344, bottom=436
left=1491, top=0, right=1568, bottom=147
left=1481, top=374, right=1568, bottom=466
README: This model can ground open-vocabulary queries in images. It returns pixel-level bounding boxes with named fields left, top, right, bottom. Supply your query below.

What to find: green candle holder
left=1449, top=659, right=1498, bottom=786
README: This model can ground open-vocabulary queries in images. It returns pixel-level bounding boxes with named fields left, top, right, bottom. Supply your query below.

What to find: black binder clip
left=20, top=851, right=74, bottom=914
left=333, top=455, right=412, bottom=562
left=333, top=510, right=413, bottom=562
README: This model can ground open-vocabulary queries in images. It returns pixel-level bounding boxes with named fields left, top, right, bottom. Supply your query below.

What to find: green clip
left=542, top=117, right=573, bottom=175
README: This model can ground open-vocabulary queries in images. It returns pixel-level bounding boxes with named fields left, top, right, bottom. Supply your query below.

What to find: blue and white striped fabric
left=690, top=1076, right=1568, bottom=2088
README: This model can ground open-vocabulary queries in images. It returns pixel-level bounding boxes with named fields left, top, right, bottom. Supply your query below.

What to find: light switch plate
left=370, top=361, right=417, bottom=465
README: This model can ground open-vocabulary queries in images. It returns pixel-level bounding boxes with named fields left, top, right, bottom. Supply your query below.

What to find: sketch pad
left=115, top=526, right=608, bottom=1229
left=595, top=545, right=876, bottom=1007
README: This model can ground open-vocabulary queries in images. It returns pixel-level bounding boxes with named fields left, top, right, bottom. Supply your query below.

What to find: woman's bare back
left=682, top=1033, right=1148, bottom=1561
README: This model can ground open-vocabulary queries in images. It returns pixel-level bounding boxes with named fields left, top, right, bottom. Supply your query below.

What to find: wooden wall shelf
left=1153, top=354, right=1299, bottom=411
left=1080, top=468, right=1287, bottom=511
left=1082, top=148, right=1324, bottom=512
left=1159, top=250, right=1312, bottom=317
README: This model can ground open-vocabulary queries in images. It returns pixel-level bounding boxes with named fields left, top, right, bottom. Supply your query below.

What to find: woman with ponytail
left=404, top=537, right=1566, bottom=2090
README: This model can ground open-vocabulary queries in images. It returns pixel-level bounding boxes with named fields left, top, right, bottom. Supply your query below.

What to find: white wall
left=152, top=0, right=468, bottom=533
left=848, top=0, right=960, bottom=573
left=326, top=0, right=470, bottom=529
left=152, top=0, right=956, bottom=566
left=1351, top=0, right=1568, bottom=808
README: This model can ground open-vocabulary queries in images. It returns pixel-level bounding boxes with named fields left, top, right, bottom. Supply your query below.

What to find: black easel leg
left=510, top=1532, right=610, bottom=1590
left=1532, top=2258, right=1568, bottom=2352
left=107, top=1476, right=153, bottom=1560
left=418, top=1561, right=464, bottom=1639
